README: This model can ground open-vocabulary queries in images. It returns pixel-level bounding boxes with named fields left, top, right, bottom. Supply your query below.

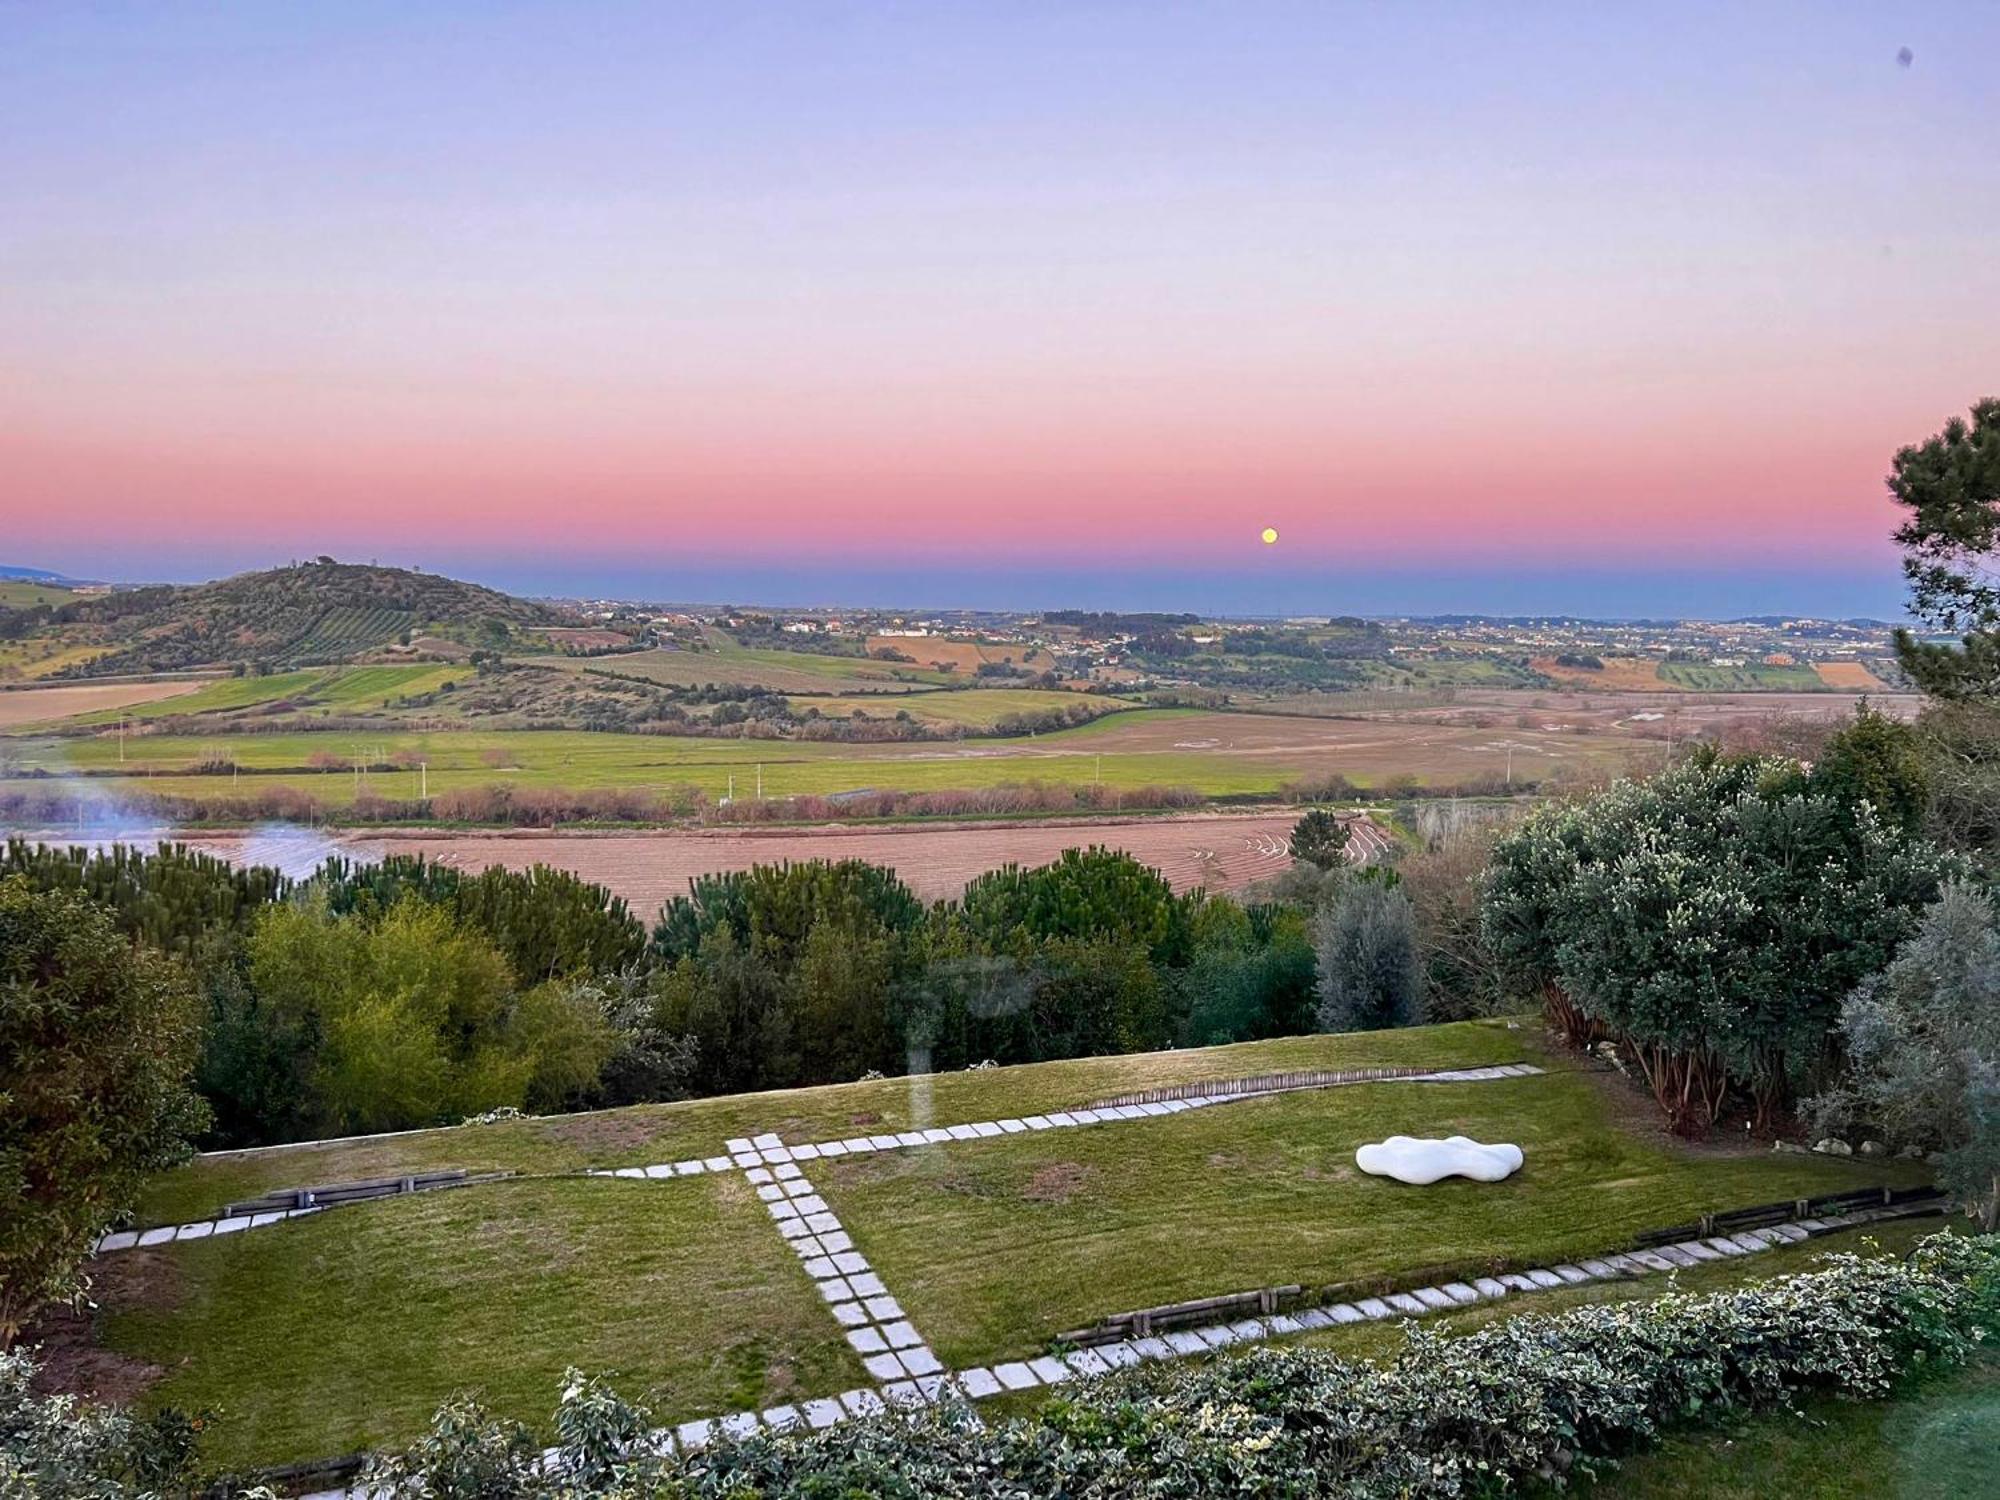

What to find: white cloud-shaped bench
left=1355, top=1135, right=1523, bottom=1185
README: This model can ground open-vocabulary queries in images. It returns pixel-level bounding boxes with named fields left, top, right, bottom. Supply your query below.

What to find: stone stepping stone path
left=103, top=1062, right=1543, bottom=1256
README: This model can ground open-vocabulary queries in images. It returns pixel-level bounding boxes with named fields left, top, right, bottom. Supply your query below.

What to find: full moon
left=1260, top=527, right=1280, bottom=545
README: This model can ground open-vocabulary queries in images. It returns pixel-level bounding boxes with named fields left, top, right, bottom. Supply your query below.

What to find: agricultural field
left=0, top=709, right=1657, bottom=813
left=792, top=687, right=1111, bottom=727
left=180, top=809, right=1311, bottom=909
left=864, top=635, right=1050, bottom=675
left=0, top=678, right=208, bottom=729
left=1813, top=660, right=1891, bottom=690
left=0, top=579, right=77, bottom=608
left=531, top=646, right=950, bottom=694
left=1656, top=660, right=1828, bottom=692
left=69, top=1020, right=1927, bottom=1473
left=39, top=664, right=467, bottom=729
left=0, top=638, right=117, bottom=679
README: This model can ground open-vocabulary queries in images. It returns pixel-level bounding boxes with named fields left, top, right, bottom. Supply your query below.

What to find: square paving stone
left=1028, top=1355, right=1071, bottom=1382
left=782, top=1180, right=814, bottom=1199
left=881, top=1321, right=922, bottom=1349
left=1265, top=1313, right=1305, bottom=1334
left=1354, top=1298, right=1393, bottom=1319
left=752, top=1133, right=783, bottom=1148
left=791, top=1144, right=820, bottom=1160
left=999, top=1119, right=1027, bottom=1132
left=793, top=1194, right=829, bottom=1214
left=1070, top=1109, right=1103, bottom=1124
left=1197, top=1325, right=1238, bottom=1348
left=830, top=1301, right=869, bottom=1327
left=863, top=1295, right=903, bottom=1321
left=720, top=1411, right=759, bottom=1439
left=881, top=1380, right=929, bottom=1408
left=819, top=1231, right=854, bottom=1253
left=212, top=1216, right=253, bottom=1236
left=846, top=1327, right=888, bottom=1354
left=703, top=1156, right=732, bottom=1172
left=1023, top=1116, right=1053, bottom=1129
left=1629, top=1251, right=1679, bottom=1271
left=790, top=1235, right=826, bottom=1257
left=1525, top=1269, right=1566, bottom=1289
left=972, top=1121, right=1003, bottom=1137
left=1577, top=1261, right=1619, bottom=1279
left=805, top=1212, right=841, bottom=1234
left=775, top=1162, right=803, bottom=1180
left=958, top=1367, right=1003, bottom=1398
left=816, top=1141, right=847, bottom=1157
left=762, top=1405, right=801, bottom=1432
left=643, top=1165, right=674, bottom=1180
left=249, top=1212, right=288, bottom=1228
left=993, top=1361, right=1040, bottom=1390
left=1045, top=1112, right=1078, bottom=1127
left=1386, top=1293, right=1428, bottom=1315
left=1130, top=1337, right=1174, bottom=1360
left=840, top=1389, right=886, bottom=1416
left=948, top=1124, right=979, bottom=1140
left=802, top=1398, right=845, bottom=1429
left=833, top=1251, right=869, bottom=1275
left=731, top=1154, right=760, bottom=1169
left=1552, top=1264, right=1594, bottom=1283
left=1065, top=1349, right=1111, bottom=1377
left=802, top=1257, right=838, bottom=1279
left=766, top=1200, right=800, bottom=1220
left=862, top=1353, right=905, bottom=1382
left=97, top=1231, right=139, bottom=1252
left=745, top=1167, right=774, bottom=1184
left=614, top=1167, right=647, bottom=1179
left=1293, top=1308, right=1336, bottom=1329
left=868, top=1135, right=902, bottom=1151
left=1327, top=1304, right=1366, bottom=1324
left=756, top=1184, right=784, bottom=1203
left=1769, top=1224, right=1811, bottom=1243
left=777, top=1218, right=809, bottom=1240
left=1600, top=1253, right=1648, bottom=1272
left=922, top=1128, right=953, bottom=1144
left=675, top=1419, right=715, bottom=1451
left=1096, top=1342, right=1142, bottom=1367
left=898, top=1347, right=943, bottom=1376
left=848, top=1272, right=887, bottom=1297
left=1164, top=1330, right=1210, bottom=1355
left=759, top=1148, right=792, bottom=1164
left=894, top=1131, right=927, bottom=1148
left=1703, top=1238, right=1749, bottom=1257
left=176, top=1222, right=214, bottom=1241
left=840, top=1138, right=876, bottom=1154
left=1440, top=1283, right=1481, bottom=1304
left=726, top=1138, right=753, bottom=1152
left=1497, top=1273, right=1539, bottom=1292
left=1228, top=1318, right=1268, bottom=1340
left=1656, top=1247, right=1700, bottom=1269
left=1413, top=1288, right=1456, bottom=1311
left=817, top=1277, right=855, bottom=1302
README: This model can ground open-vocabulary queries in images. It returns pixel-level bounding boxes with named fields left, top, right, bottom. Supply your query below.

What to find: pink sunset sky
left=4, top=3, right=1996, bottom=614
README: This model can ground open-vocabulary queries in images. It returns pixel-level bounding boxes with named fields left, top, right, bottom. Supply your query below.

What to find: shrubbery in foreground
left=353, top=1232, right=1997, bottom=1500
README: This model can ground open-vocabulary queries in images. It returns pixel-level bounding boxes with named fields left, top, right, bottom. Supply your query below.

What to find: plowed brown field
left=178, top=811, right=1359, bottom=914
left=0, top=679, right=205, bottom=727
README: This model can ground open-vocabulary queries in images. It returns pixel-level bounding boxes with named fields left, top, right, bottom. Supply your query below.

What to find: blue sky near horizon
left=4, top=3, right=1996, bottom=618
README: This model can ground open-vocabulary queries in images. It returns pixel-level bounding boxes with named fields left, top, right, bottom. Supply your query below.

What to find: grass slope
left=134, top=1022, right=1532, bottom=1227
left=103, top=1176, right=864, bottom=1469
left=813, top=1071, right=1921, bottom=1365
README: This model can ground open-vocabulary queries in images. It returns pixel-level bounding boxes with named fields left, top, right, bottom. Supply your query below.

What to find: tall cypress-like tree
left=1890, top=398, right=2000, bottom=701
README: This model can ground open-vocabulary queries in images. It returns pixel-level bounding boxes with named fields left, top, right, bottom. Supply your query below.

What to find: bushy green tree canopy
left=0, top=880, right=207, bottom=1346
left=1483, top=753, right=1960, bottom=1132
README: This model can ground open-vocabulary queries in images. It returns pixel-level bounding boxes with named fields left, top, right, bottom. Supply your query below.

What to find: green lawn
left=812, top=1071, right=1923, bottom=1367
left=134, top=1021, right=1533, bottom=1227
left=102, top=1175, right=865, bottom=1470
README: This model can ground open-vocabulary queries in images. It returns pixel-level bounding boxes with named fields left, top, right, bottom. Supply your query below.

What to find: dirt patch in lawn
left=25, top=1250, right=184, bottom=1406
left=1022, top=1162, right=1094, bottom=1205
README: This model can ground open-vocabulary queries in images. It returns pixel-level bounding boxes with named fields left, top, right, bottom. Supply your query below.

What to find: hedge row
left=365, top=1232, right=1999, bottom=1500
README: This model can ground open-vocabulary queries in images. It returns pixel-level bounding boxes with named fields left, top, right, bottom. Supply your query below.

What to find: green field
left=104, top=1175, right=864, bottom=1469
left=0, top=580, right=77, bottom=608
left=3, top=717, right=1301, bottom=807
left=1657, top=661, right=1827, bottom=691
left=792, top=687, right=1117, bottom=727
left=44, top=664, right=467, bottom=728
left=94, top=1020, right=1932, bottom=1473
left=541, top=642, right=955, bottom=694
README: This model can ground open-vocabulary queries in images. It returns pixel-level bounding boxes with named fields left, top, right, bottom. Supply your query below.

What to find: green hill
left=41, top=559, right=569, bottom=675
